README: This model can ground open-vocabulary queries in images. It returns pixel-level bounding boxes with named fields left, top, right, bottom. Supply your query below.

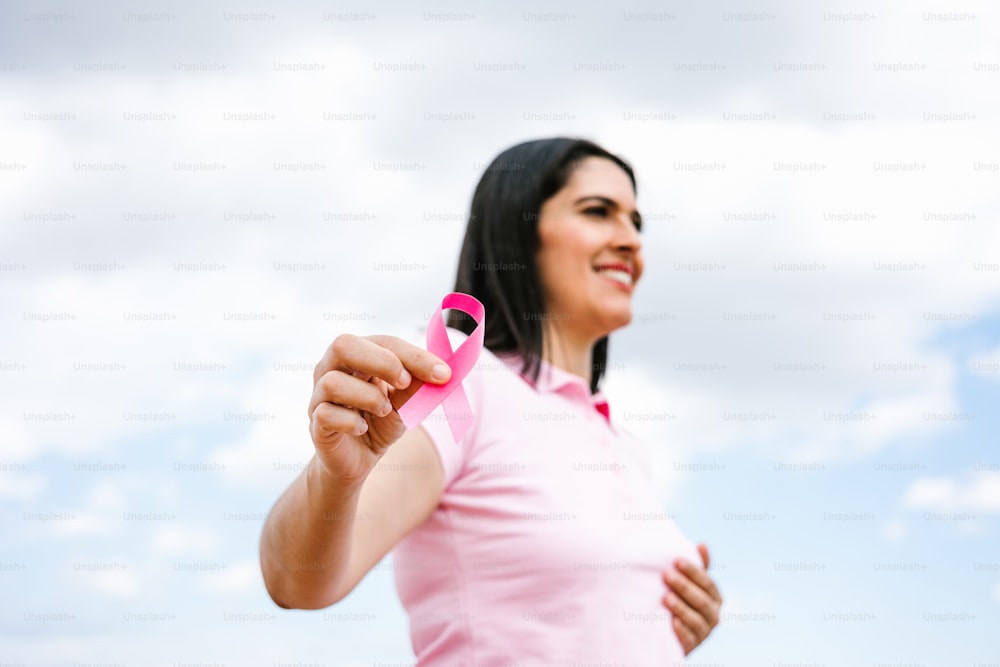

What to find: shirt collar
left=497, top=351, right=613, bottom=426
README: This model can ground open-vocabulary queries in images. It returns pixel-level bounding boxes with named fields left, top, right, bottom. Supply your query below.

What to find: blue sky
left=2, top=1, right=998, bottom=665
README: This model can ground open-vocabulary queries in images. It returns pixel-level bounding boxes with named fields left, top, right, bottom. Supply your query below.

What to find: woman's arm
left=259, top=333, right=451, bottom=609
left=260, top=456, right=364, bottom=609
left=260, top=424, right=445, bottom=609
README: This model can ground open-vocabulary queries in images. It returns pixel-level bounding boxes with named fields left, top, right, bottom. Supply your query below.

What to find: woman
left=260, top=138, right=723, bottom=665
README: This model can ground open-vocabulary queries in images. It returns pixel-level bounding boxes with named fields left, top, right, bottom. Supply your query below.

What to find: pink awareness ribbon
left=397, top=292, right=485, bottom=443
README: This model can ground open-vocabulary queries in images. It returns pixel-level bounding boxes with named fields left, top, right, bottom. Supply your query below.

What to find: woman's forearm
left=259, top=455, right=363, bottom=609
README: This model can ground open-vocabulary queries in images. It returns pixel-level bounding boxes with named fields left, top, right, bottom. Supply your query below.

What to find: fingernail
left=355, top=419, right=368, bottom=436
left=432, top=363, right=451, bottom=382
left=397, top=368, right=411, bottom=387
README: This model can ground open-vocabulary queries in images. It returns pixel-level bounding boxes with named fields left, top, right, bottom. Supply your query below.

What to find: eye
left=632, top=214, right=643, bottom=232
left=583, top=206, right=609, bottom=217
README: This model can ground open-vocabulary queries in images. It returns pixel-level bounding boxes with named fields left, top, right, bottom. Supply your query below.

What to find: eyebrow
left=574, top=196, right=643, bottom=226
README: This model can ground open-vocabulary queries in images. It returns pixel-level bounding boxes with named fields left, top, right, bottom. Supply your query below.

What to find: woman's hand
left=662, top=543, right=723, bottom=655
left=308, top=333, right=452, bottom=487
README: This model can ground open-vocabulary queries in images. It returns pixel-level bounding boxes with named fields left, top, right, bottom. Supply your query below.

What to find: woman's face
left=535, top=156, right=644, bottom=341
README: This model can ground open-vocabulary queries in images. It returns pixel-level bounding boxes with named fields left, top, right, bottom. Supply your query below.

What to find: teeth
left=596, top=268, right=633, bottom=286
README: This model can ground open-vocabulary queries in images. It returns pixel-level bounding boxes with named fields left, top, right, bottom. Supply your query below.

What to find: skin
left=535, top=156, right=723, bottom=654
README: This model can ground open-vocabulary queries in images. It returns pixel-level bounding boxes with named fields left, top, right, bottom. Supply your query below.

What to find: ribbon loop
left=397, top=292, right=485, bottom=443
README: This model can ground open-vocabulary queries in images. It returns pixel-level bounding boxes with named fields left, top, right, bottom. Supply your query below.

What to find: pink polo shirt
left=392, top=328, right=700, bottom=666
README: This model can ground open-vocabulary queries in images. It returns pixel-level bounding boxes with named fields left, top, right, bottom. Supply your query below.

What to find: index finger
left=676, top=559, right=723, bottom=603
left=313, top=333, right=451, bottom=389
left=698, top=543, right=711, bottom=570
left=367, top=334, right=453, bottom=385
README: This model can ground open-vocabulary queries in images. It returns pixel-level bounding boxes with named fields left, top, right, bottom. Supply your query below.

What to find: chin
left=598, top=310, right=633, bottom=335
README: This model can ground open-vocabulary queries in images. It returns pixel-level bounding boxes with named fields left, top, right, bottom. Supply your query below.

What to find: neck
left=541, top=322, right=599, bottom=389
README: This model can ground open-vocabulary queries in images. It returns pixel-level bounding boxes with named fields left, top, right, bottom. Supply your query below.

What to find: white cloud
left=602, top=115, right=997, bottom=466
left=883, top=519, right=906, bottom=542
left=150, top=526, right=219, bottom=555
left=46, top=511, right=117, bottom=539
left=81, top=567, right=142, bottom=599
left=199, top=560, right=260, bottom=594
left=0, top=417, right=35, bottom=461
left=0, top=471, right=46, bottom=501
left=968, top=346, right=1000, bottom=381
left=208, top=367, right=319, bottom=491
left=85, top=480, right=128, bottom=510
left=902, top=472, right=1000, bottom=514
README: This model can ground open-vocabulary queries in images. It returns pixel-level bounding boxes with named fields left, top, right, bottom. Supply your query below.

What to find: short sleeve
left=408, top=327, right=481, bottom=491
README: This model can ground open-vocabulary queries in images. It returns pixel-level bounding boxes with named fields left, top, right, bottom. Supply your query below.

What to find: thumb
left=698, top=543, right=711, bottom=570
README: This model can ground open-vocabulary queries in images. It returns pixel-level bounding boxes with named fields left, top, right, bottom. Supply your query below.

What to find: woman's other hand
left=662, top=543, right=723, bottom=655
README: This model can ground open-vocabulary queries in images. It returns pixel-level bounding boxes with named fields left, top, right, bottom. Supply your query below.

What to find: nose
left=612, top=214, right=642, bottom=253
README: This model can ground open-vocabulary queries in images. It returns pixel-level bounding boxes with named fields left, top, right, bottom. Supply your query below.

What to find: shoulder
left=405, top=326, right=518, bottom=489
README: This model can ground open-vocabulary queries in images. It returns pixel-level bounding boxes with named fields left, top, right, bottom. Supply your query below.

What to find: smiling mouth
left=593, top=264, right=634, bottom=288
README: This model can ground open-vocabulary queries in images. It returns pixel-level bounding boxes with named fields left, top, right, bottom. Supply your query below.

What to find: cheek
left=553, top=246, right=592, bottom=283
left=537, top=221, right=601, bottom=294
left=538, top=250, right=588, bottom=305
left=557, top=230, right=600, bottom=269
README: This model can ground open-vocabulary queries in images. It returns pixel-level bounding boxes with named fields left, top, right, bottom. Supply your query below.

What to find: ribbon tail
left=398, top=394, right=435, bottom=432
left=442, top=387, right=475, bottom=443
